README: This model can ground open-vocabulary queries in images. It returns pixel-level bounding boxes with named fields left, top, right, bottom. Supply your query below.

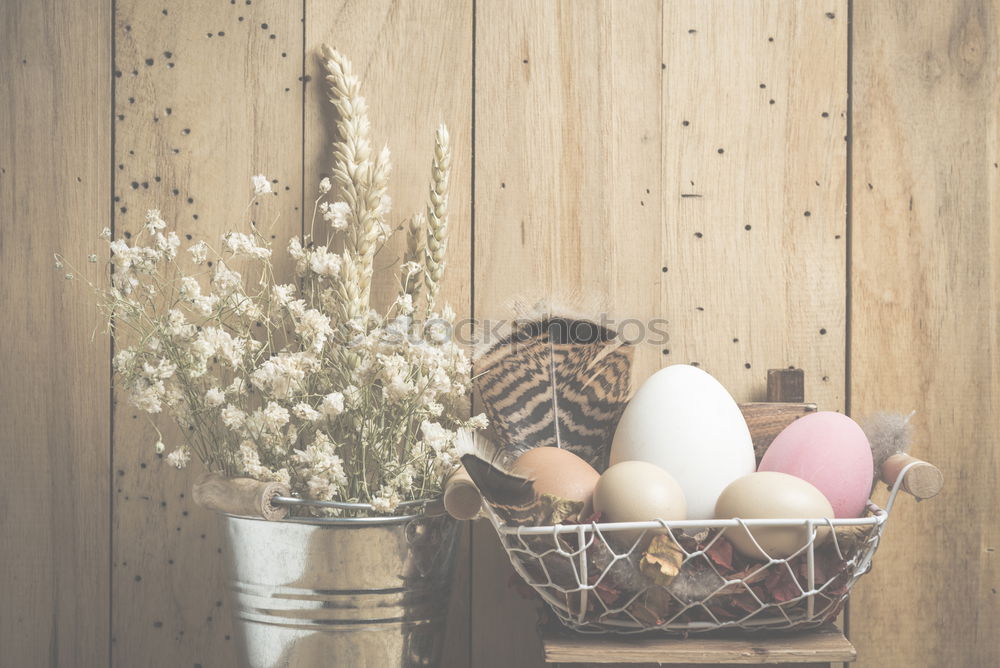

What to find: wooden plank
left=472, top=2, right=847, bottom=667
left=0, top=0, right=111, bottom=665
left=542, top=625, right=854, bottom=664
left=661, top=0, right=847, bottom=409
left=473, top=1, right=663, bottom=666
left=303, top=2, right=474, bottom=666
left=850, top=1, right=1000, bottom=666
left=110, top=1, right=303, bottom=666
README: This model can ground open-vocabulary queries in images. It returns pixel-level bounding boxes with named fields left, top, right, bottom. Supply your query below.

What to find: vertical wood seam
left=843, top=0, right=855, bottom=658
left=301, top=0, right=307, bottom=242
left=469, top=1, right=478, bottom=665
left=108, top=1, right=118, bottom=664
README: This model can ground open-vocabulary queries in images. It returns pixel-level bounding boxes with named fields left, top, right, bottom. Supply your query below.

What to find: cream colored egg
left=592, top=460, right=686, bottom=548
left=715, top=472, right=834, bottom=560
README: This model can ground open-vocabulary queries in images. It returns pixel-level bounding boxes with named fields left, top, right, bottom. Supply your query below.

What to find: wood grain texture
left=661, top=1, right=848, bottom=409
left=111, top=1, right=302, bottom=665
left=304, top=3, right=474, bottom=666
left=850, top=1, right=999, bottom=666
left=473, top=1, right=663, bottom=665
left=0, top=0, right=111, bottom=665
left=472, top=3, right=847, bottom=667
left=8, top=1, right=997, bottom=666
left=542, top=624, right=854, bottom=664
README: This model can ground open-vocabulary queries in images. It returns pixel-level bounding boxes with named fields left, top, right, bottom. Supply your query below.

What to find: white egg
left=610, top=364, right=755, bottom=519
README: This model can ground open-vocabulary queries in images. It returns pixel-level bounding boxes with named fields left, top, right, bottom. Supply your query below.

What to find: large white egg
left=610, top=364, right=755, bottom=519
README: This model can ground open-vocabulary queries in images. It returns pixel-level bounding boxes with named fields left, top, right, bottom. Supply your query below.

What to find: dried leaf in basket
left=705, top=535, right=735, bottom=571
left=833, top=524, right=873, bottom=555
left=639, top=535, right=684, bottom=586
left=587, top=538, right=649, bottom=597
left=627, top=586, right=679, bottom=627
left=763, top=565, right=804, bottom=604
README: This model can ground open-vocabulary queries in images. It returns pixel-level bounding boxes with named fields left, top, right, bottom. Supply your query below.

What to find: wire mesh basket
left=483, top=462, right=922, bottom=634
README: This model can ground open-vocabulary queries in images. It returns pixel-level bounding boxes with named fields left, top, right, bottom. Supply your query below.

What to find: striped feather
left=474, top=317, right=633, bottom=470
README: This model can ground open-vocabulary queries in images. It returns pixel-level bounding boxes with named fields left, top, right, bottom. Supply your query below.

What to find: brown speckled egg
left=511, top=447, right=599, bottom=503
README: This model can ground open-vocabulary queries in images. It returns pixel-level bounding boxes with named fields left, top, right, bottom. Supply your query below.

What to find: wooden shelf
left=541, top=625, right=856, bottom=664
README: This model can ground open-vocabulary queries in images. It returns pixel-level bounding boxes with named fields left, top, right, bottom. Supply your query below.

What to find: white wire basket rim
left=498, top=505, right=887, bottom=536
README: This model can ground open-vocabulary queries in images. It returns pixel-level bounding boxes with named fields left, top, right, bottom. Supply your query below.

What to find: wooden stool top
left=541, top=624, right=855, bottom=665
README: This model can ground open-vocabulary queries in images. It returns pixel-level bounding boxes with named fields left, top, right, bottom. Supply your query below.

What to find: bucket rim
left=220, top=511, right=436, bottom=526
left=221, top=494, right=450, bottom=526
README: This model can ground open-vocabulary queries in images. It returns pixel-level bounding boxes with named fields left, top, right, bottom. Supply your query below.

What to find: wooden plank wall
left=849, top=1, right=1000, bottom=666
left=111, top=2, right=302, bottom=666
left=0, top=1, right=997, bottom=667
left=0, top=0, right=112, bottom=666
left=473, top=2, right=846, bottom=666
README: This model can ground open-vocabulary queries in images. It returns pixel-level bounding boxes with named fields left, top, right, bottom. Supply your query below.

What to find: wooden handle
left=443, top=465, right=482, bottom=520
left=880, top=453, right=944, bottom=500
left=192, top=472, right=290, bottom=520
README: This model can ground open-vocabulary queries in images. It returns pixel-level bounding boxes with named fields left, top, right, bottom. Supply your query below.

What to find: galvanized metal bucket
left=220, top=503, right=459, bottom=668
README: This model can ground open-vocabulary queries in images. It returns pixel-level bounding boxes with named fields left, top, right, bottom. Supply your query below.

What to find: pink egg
left=758, top=412, right=873, bottom=518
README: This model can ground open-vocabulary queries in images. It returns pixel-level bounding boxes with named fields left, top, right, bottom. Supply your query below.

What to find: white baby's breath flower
left=251, top=174, right=272, bottom=195
left=221, top=404, right=247, bottom=431
left=307, top=246, right=341, bottom=278
left=212, top=261, right=242, bottom=296
left=144, top=209, right=166, bottom=232
left=193, top=327, right=247, bottom=368
left=99, top=227, right=112, bottom=240
left=204, top=387, right=225, bottom=407
left=187, top=240, right=209, bottom=265
left=251, top=351, right=318, bottom=399
left=154, top=231, right=180, bottom=259
left=261, top=401, right=290, bottom=432
left=468, top=413, right=489, bottom=430
left=306, top=476, right=335, bottom=501
left=320, top=201, right=351, bottom=230
left=370, top=486, right=401, bottom=514
left=143, top=358, right=177, bottom=380
left=296, top=308, right=333, bottom=353
left=113, top=348, right=136, bottom=372
left=320, top=392, right=344, bottom=418
left=271, top=283, right=296, bottom=306
left=88, top=254, right=98, bottom=263
left=420, top=421, right=453, bottom=453
left=394, top=293, right=414, bottom=316
left=425, top=319, right=450, bottom=344
left=67, top=52, right=477, bottom=510
left=163, top=309, right=194, bottom=338
left=223, top=232, right=271, bottom=260
left=166, top=445, right=191, bottom=469
left=179, top=276, right=202, bottom=298
left=287, top=236, right=305, bottom=260
left=292, top=402, right=321, bottom=421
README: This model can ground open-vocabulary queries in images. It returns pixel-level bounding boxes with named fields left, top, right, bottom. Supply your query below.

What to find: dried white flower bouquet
left=60, top=46, right=485, bottom=514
